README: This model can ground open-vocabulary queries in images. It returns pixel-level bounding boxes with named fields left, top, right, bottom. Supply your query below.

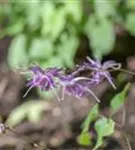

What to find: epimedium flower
left=24, top=65, right=63, bottom=98
left=59, top=75, right=100, bottom=102
left=83, top=57, right=121, bottom=89
left=25, top=65, right=100, bottom=102
left=25, top=56, right=120, bottom=102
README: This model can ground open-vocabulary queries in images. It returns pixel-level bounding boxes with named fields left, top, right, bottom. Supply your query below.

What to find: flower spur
left=83, top=57, right=121, bottom=89
left=59, top=75, right=100, bottom=102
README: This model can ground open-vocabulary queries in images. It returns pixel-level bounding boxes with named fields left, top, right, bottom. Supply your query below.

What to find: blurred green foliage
left=0, top=1, right=133, bottom=148
left=110, top=83, right=130, bottom=113
left=0, top=0, right=135, bottom=67
left=81, top=104, right=99, bottom=133
left=6, top=100, right=45, bottom=127
left=77, top=104, right=99, bottom=146
left=93, top=117, right=115, bottom=150
left=78, top=83, right=130, bottom=149
left=0, top=0, right=82, bottom=68
left=77, top=131, right=92, bottom=146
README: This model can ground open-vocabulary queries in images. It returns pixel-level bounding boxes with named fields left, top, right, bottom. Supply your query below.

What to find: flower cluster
left=25, top=57, right=121, bottom=102
left=24, top=65, right=63, bottom=98
left=83, top=57, right=121, bottom=89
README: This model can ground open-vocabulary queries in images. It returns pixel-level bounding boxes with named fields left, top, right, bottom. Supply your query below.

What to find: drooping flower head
left=24, top=65, right=63, bottom=97
left=25, top=57, right=120, bottom=102
left=83, top=57, right=121, bottom=89
left=59, top=74, right=100, bottom=102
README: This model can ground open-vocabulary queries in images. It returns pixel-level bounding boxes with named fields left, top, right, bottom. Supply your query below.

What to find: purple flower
left=24, top=56, right=120, bottom=102
left=59, top=75, right=100, bottom=102
left=83, top=57, right=121, bottom=89
left=24, top=65, right=63, bottom=97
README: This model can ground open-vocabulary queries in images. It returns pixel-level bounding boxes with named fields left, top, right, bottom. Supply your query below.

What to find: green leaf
left=27, top=101, right=44, bottom=123
left=58, top=33, right=79, bottom=68
left=126, top=13, right=135, bottom=36
left=29, top=38, right=54, bottom=60
left=6, top=105, right=27, bottom=127
left=6, top=101, right=45, bottom=127
left=40, top=1, right=55, bottom=36
left=47, top=56, right=64, bottom=67
left=94, top=0, right=115, bottom=18
left=85, top=16, right=115, bottom=59
left=4, top=18, right=24, bottom=35
left=41, top=2, right=66, bottom=39
left=78, top=104, right=99, bottom=147
left=25, top=1, right=40, bottom=30
left=126, top=0, right=135, bottom=9
left=8, top=34, right=29, bottom=68
left=77, top=132, right=91, bottom=146
left=64, top=1, right=82, bottom=23
left=82, top=104, right=99, bottom=133
left=110, top=83, right=130, bottom=113
left=39, top=56, right=64, bottom=68
left=50, top=8, right=66, bottom=39
left=94, top=118, right=115, bottom=150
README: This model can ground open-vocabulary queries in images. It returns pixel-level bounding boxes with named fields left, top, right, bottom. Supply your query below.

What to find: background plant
left=0, top=0, right=135, bottom=149
left=0, top=0, right=135, bottom=68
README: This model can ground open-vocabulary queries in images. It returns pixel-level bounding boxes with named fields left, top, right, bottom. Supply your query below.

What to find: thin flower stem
left=118, top=68, right=135, bottom=76
left=108, top=67, right=135, bottom=76
left=122, top=132, right=132, bottom=150
left=125, top=135, right=132, bottom=150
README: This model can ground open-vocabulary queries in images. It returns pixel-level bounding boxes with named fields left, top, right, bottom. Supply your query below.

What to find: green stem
left=109, top=67, right=135, bottom=76
left=118, top=68, right=135, bottom=76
